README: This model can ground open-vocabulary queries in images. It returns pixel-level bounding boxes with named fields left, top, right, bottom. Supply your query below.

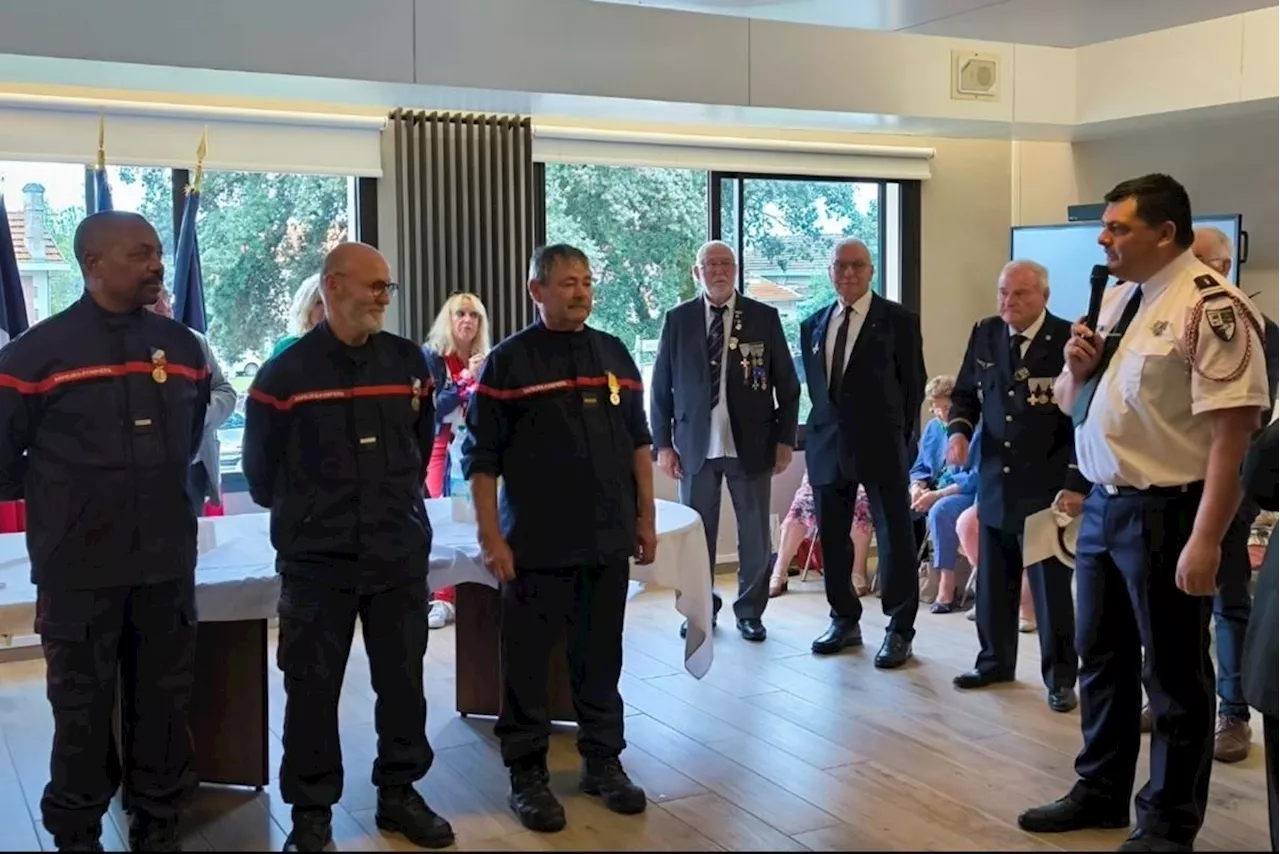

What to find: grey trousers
left=678, top=457, right=772, bottom=621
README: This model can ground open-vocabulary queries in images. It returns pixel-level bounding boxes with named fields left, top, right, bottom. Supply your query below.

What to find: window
left=713, top=175, right=891, bottom=424
left=1, top=161, right=85, bottom=323
left=542, top=163, right=708, bottom=400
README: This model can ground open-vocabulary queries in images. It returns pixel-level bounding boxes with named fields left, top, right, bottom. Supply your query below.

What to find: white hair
left=696, top=240, right=737, bottom=264
left=1000, top=259, right=1050, bottom=293
left=1194, top=226, right=1233, bottom=262
left=830, top=237, right=869, bottom=262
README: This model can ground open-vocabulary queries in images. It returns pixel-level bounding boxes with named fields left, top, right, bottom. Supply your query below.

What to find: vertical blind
left=389, top=110, right=537, bottom=344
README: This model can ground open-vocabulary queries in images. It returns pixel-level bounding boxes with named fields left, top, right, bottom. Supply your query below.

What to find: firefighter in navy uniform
left=0, top=212, right=210, bottom=852
left=1020, top=174, right=1270, bottom=852
left=242, top=243, right=453, bottom=853
left=462, top=244, right=657, bottom=833
left=945, top=259, right=1088, bottom=713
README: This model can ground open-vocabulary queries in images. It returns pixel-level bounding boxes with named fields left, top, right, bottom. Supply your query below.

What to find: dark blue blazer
left=799, top=293, right=926, bottom=487
left=948, top=312, right=1089, bottom=532
left=649, top=294, right=799, bottom=477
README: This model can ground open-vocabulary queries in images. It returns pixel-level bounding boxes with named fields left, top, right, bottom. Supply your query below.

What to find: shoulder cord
left=1184, top=291, right=1266, bottom=383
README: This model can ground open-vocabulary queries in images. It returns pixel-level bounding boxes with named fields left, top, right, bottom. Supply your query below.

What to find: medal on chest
left=150, top=348, right=168, bottom=384
left=607, top=371, right=621, bottom=406
left=410, top=377, right=422, bottom=412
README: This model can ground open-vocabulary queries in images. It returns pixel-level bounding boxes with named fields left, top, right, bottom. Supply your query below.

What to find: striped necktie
left=709, top=304, right=727, bottom=409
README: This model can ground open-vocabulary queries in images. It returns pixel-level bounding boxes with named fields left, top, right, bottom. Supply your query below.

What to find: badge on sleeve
left=607, top=372, right=621, bottom=406
left=1206, top=307, right=1236, bottom=342
left=410, top=377, right=422, bottom=412
left=150, top=348, right=167, bottom=384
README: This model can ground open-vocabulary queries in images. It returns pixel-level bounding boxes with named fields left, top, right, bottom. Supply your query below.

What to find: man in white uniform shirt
left=1019, top=174, right=1270, bottom=853
left=650, top=240, right=800, bottom=641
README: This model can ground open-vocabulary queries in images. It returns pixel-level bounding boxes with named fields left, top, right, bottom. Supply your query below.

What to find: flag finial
left=96, top=114, right=106, bottom=171
left=191, top=127, right=209, bottom=194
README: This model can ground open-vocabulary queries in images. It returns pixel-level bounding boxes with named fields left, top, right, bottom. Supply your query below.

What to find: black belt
left=1097, top=481, right=1204, bottom=497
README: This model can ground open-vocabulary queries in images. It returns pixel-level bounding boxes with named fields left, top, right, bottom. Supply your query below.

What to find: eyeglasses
left=369, top=281, right=400, bottom=298
left=832, top=261, right=871, bottom=273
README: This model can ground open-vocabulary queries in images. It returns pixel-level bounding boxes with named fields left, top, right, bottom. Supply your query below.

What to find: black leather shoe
left=953, top=668, right=1015, bottom=690
left=376, top=785, right=455, bottom=849
left=811, top=619, right=862, bottom=655
left=54, top=838, right=103, bottom=853
left=874, top=632, right=913, bottom=669
left=680, top=593, right=722, bottom=638
left=737, top=618, right=766, bottom=642
left=581, top=756, right=647, bottom=815
left=1048, top=687, right=1079, bottom=713
left=1017, top=792, right=1130, bottom=834
left=283, top=806, right=333, bottom=853
left=1116, top=828, right=1193, bottom=852
left=128, top=813, right=180, bottom=852
left=509, top=762, right=566, bottom=833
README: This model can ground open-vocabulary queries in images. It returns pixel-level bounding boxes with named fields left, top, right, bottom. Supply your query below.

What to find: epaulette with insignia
left=1194, top=274, right=1230, bottom=300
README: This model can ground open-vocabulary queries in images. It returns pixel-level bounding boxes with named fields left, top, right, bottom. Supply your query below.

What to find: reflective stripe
left=0, top=361, right=209, bottom=394
left=249, top=383, right=418, bottom=411
left=475, top=375, right=644, bottom=401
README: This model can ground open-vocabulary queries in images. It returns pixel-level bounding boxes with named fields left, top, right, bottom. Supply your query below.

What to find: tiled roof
left=746, top=278, right=802, bottom=302
left=5, top=209, right=66, bottom=264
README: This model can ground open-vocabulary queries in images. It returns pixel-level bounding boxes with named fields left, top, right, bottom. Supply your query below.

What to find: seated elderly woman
left=909, top=375, right=980, bottom=612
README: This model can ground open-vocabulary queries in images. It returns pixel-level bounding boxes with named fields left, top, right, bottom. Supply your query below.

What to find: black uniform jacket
left=948, top=312, right=1089, bottom=533
left=242, top=322, right=435, bottom=588
left=461, top=319, right=653, bottom=570
left=0, top=294, right=210, bottom=590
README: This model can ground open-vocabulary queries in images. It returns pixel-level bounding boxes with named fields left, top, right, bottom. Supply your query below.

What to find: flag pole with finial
left=92, top=114, right=113, bottom=212
left=173, top=128, right=208, bottom=332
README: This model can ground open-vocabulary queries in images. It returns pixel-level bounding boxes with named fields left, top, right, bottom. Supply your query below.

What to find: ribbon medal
left=411, top=377, right=422, bottom=412
left=607, top=371, right=621, bottom=406
left=150, top=348, right=168, bottom=384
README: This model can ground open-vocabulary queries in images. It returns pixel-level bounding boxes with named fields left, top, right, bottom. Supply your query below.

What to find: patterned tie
left=1071, top=287, right=1144, bottom=428
left=709, top=304, right=727, bottom=410
left=828, top=305, right=853, bottom=401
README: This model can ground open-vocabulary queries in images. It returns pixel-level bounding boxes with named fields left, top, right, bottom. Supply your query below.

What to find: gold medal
left=607, top=371, right=621, bottom=406
left=150, top=348, right=167, bottom=384
left=411, top=377, right=422, bottom=412
left=728, top=337, right=738, bottom=350
left=1014, top=367, right=1030, bottom=382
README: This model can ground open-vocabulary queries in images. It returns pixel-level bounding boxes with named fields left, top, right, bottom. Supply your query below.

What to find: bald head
left=1192, top=226, right=1233, bottom=278
left=73, top=211, right=165, bottom=313
left=320, top=242, right=394, bottom=344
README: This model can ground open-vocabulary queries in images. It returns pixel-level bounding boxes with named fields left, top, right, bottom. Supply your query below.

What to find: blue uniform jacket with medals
left=0, top=294, right=211, bottom=590
left=462, top=319, right=652, bottom=570
left=947, top=312, right=1089, bottom=533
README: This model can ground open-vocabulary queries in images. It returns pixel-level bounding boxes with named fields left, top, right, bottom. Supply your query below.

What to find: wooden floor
left=0, top=574, right=1271, bottom=852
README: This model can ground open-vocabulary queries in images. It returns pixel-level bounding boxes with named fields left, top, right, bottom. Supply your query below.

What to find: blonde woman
left=423, top=293, right=490, bottom=628
left=269, top=274, right=325, bottom=359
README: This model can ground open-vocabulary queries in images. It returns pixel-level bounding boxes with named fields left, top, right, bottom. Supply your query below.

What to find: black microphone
left=1085, top=264, right=1110, bottom=332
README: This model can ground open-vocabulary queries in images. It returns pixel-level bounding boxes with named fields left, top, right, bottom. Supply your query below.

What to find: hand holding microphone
left=1065, top=265, right=1110, bottom=381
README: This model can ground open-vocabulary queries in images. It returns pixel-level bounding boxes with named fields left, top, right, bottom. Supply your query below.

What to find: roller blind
left=532, top=125, right=934, bottom=180
left=0, top=95, right=385, bottom=177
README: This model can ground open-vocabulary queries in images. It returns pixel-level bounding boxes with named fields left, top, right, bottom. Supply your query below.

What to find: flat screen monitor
left=1010, top=214, right=1243, bottom=322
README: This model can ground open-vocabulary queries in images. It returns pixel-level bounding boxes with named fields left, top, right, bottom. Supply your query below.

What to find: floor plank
left=0, top=574, right=1269, bottom=851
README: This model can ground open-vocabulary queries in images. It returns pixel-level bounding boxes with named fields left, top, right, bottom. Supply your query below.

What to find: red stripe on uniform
left=249, top=384, right=419, bottom=411
left=0, top=362, right=210, bottom=395
left=475, top=375, right=644, bottom=401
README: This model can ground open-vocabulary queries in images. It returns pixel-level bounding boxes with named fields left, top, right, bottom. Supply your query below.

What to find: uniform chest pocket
left=296, top=406, right=355, bottom=480
left=377, top=396, right=423, bottom=476
left=1118, top=336, right=1181, bottom=404
left=129, top=376, right=198, bottom=469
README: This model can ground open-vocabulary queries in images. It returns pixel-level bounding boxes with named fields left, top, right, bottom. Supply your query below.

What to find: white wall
left=1072, top=107, right=1280, bottom=319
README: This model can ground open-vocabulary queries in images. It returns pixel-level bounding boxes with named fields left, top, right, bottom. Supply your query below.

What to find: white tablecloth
left=0, top=498, right=714, bottom=677
left=427, top=498, right=714, bottom=678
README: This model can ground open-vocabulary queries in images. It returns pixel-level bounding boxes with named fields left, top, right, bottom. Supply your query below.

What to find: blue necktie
left=1071, top=287, right=1144, bottom=428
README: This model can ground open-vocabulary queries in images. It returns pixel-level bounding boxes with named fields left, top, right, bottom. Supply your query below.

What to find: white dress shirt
left=704, top=291, right=737, bottom=460
left=1010, top=311, right=1046, bottom=359
left=824, top=288, right=874, bottom=384
left=1073, top=250, right=1270, bottom=488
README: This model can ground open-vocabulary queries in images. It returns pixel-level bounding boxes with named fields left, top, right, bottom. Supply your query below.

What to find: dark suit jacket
left=650, top=294, right=800, bottom=477
left=799, top=294, right=926, bottom=487
left=1243, top=418, right=1277, bottom=719
left=948, top=312, right=1089, bottom=532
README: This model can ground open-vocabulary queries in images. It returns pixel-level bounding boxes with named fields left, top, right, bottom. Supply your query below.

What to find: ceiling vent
left=951, top=51, right=1000, bottom=101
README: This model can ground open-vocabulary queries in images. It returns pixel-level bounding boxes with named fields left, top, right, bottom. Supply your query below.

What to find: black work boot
left=375, top=785, right=455, bottom=849
left=580, top=756, right=647, bottom=815
left=53, top=835, right=103, bottom=853
left=128, top=813, right=180, bottom=852
left=283, top=806, right=332, bottom=853
left=509, top=760, right=566, bottom=833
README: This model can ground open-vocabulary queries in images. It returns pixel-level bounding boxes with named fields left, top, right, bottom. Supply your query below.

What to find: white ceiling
left=589, top=0, right=1277, bottom=47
